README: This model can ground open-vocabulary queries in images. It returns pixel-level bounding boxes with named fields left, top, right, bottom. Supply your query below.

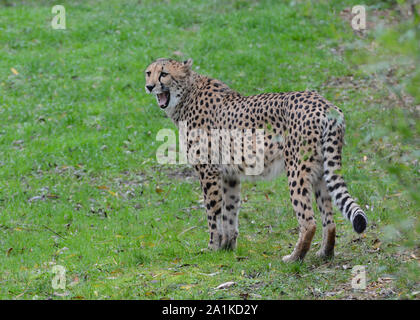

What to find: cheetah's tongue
left=157, top=92, right=168, bottom=107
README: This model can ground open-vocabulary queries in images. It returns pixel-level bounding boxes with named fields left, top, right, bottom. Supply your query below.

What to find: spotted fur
left=145, top=58, right=367, bottom=262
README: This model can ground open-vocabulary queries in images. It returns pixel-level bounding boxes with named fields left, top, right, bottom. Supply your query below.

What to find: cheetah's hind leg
left=314, top=175, right=336, bottom=260
left=282, top=172, right=317, bottom=263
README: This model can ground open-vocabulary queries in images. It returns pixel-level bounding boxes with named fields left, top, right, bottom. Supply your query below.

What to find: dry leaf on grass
left=216, top=281, right=235, bottom=290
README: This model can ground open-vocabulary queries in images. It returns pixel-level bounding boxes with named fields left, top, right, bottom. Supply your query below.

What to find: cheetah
left=145, top=58, right=367, bottom=262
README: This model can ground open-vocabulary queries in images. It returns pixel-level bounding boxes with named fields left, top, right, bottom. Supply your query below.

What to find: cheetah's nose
left=146, top=85, right=155, bottom=92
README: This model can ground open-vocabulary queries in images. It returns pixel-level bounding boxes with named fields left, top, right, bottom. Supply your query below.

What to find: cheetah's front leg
left=196, top=165, right=224, bottom=250
left=221, top=176, right=241, bottom=250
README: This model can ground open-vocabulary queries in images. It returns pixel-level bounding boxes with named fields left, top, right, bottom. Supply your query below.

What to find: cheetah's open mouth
left=156, top=91, right=170, bottom=109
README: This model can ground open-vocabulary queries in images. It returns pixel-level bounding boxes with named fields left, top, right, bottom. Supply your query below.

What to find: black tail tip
left=353, top=212, right=367, bottom=234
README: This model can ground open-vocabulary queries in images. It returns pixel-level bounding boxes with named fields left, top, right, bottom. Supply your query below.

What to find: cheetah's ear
left=183, top=59, right=193, bottom=68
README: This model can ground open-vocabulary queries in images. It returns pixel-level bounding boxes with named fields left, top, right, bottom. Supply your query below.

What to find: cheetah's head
left=145, top=58, right=193, bottom=113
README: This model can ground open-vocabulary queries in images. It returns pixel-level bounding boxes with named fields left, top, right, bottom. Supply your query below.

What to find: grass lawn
left=0, top=0, right=418, bottom=299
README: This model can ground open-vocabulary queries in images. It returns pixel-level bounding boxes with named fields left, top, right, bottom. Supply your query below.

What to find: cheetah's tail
left=321, top=116, right=368, bottom=234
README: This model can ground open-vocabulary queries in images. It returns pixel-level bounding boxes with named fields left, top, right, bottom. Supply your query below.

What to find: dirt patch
left=323, top=75, right=379, bottom=91
left=323, top=72, right=417, bottom=112
left=153, top=164, right=197, bottom=181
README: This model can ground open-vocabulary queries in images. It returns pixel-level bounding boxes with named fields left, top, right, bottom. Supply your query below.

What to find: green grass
left=0, top=0, right=418, bottom=299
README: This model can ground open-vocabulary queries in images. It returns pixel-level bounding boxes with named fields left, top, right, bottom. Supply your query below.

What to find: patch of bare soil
left=153, top=164, right=197, bottom=181
left=323, top=73, right=417, bottom=112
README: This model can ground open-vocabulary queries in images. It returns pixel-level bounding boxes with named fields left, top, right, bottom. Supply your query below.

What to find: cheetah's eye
left=146, top=71, right=151, bottom=77
left=161, top=72, right=168, bottom=77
